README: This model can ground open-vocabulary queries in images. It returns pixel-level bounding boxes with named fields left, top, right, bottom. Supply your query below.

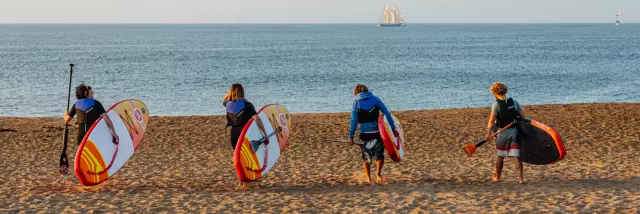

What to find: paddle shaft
left=475, top=121, right=515, bottom=147
left=60, top=64, right=74, bottom=174
left=257, top=127, right=282, bottom=143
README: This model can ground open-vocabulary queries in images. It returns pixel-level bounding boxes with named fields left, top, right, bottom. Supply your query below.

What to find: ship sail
left=616, top=8, right=623, bottom=25
left=377, top=4, right=406, bottom=27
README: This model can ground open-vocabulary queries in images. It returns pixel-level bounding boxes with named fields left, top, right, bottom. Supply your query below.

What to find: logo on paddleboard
left=279, top=113, right=287, bottom=128
left=134, top=109, right=143, bottom=122
left=141, top=108, right=146, bottom=114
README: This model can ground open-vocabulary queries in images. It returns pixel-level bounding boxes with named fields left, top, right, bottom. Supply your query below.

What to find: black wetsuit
left=68, top=98, right=106, bottom=145
left=224, top=99, right=257, bottom=149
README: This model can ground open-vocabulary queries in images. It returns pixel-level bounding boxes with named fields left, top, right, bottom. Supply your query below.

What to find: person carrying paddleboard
left=349, top=84, right=399, bottom=184
left=486, top=82, right=526, bottom=184
left=64, top=84, right=119, bottom=145
left=222, top=83, right=266, bottom=188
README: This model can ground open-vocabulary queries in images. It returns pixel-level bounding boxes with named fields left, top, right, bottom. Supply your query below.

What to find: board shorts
left=496, top=133, right=520, bottom=157
left=359, top=132, right=385, bottom=164
left=77, top=122, right=94, bottom=145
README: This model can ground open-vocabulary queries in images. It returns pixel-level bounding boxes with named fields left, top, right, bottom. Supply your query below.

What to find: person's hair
left=225, top=83, right=245, bottom=101
left=75, top=83, right=91, bottom=99
left=353, top=84, right=369, bottom=95
left=490, top=82, right=508, bottom=96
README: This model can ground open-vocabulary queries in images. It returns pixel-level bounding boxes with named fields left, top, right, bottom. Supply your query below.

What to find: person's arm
left=515, top=100, right=525, bottom=117
left=486, top=103, right=497, bottom=139
left=349, top=101, right=358, bottom=144
left=64, top=104, right=76, bottom=123
left=102, top=113, right=119, bottom=142
left=247, top=102, right=267, bottom=136
left=222, top=92, right=231, bottom=106
left=378, top=98, right=397, bottom=133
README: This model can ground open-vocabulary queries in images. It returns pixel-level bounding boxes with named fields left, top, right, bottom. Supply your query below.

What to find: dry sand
left=1, top=103, right=639, bottom=213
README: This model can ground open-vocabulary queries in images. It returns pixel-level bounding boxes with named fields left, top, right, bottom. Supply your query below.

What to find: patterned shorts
left=496, top=134, right=520, bottom=157
left=359, top=132, right=385, bottom=164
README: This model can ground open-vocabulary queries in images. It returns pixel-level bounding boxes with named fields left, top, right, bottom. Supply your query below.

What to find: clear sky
left=0, top=0, right=637, bottom=24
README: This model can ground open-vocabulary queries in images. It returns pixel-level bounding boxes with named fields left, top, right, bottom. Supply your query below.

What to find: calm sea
left=0, top=24, right=638, bottom=117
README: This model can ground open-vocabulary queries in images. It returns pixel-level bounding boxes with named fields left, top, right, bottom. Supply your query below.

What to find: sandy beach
left=1, top=103, right=639, bottom=213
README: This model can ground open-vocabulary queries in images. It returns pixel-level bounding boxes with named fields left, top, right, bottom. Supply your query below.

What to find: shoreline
left=1, top=102, right=638, bottom=119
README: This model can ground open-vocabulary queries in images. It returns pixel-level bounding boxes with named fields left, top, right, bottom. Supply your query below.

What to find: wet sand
left=1, top=103, right=639, bottom=212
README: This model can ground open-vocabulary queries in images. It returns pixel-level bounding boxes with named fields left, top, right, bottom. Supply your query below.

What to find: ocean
left=0, top=24, right=638, bottom=117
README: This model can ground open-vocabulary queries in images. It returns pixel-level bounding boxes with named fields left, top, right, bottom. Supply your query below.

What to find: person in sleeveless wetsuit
left=349, top=84, right=399, bottom=184
left=64, top=84, right=118, bottom=145
left=222, top=83, right=265, bottom=189
left=485, top=82, right=526, bottom=184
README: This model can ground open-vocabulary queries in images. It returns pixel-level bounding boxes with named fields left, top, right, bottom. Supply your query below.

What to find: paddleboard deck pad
left=518, top=117, right=566, bottom=165
left=378, top=114, right=405, bottom=162
left=74, top=99, right=149, bottom=186
left=234, top=104, right=292, bottom=182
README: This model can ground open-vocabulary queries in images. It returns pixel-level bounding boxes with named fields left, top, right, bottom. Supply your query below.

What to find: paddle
left=59, top=64, right=74, bottom=174
left=324, top=138, right=363, bottom=145
left=250, top=127, right=282, bottom=153
left=463, top=121, right=516, bottom=157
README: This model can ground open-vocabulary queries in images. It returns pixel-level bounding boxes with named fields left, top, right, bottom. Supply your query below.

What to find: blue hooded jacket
left=349, top=92, right=396, bottom=140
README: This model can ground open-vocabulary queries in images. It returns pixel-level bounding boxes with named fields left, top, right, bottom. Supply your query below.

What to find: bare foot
left=492, top=174, right=501, bottom=183
left=236, top=182, right=248, bottom=190
left=518, top=179, right=525, bottom=185
left=376, top=175, right=384, bottom=184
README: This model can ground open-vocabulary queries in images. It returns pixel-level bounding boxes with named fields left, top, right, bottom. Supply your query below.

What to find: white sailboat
left=615, top=8, right=623, bottom=25
left=377, top=4, right=405, bottom=27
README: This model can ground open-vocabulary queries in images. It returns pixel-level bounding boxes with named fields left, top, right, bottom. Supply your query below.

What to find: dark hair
left=75, top=84, right=91, bottom=99
left=353, top=84, right=369, bottom=95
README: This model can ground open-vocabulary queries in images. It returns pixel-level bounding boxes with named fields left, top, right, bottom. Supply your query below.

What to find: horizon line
left=0, top=22, right=632, bottom=25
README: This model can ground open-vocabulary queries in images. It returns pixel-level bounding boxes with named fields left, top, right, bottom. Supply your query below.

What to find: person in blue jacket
left=349, top=84, right=399, bottom=184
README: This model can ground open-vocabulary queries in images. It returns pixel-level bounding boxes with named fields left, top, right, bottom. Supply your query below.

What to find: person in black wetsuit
left=222, top=83, right=265, bottom=189
left=64, top=84, right=118, bottom=145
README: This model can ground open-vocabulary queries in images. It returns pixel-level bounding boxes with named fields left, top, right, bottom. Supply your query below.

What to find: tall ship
left=378, top=4, right=406, bottom=27
left=616, top=8, right=623, bottom=25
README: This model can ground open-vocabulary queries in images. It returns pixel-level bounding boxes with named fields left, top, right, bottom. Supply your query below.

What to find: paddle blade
left=250, top=140, right=261, bottom=153
left=463, top=144, right=477, bottom=157
left=59, top=128, right=69, bottom=174
left=59, top=152, right=69, bottom=174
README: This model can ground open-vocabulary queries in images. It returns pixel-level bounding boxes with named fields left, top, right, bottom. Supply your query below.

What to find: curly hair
left=353, top=84, right=369, bottom=95
left=225, top=83, right=245, bottom=102
left=490, top=82, right=508, bottom=96
left=75, top=84, right=91, bottom=99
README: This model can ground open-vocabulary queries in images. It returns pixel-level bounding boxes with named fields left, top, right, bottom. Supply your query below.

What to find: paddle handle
left=65, top=64, right=74, bottom=112
left=475, top=121, right=516, bottom=147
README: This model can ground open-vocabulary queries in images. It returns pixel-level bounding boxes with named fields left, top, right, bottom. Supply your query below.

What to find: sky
left=0, top=0, right=637, bottom=24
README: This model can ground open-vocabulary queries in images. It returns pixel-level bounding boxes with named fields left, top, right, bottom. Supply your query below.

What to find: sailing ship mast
left=378, top=4, right=405, bottom=27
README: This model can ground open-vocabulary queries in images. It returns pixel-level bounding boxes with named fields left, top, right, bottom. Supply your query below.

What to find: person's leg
left=363, top=162, right=372, bottom=183
left=77, top=124, right=86, bottom=145
left=515, top=157, right=524, bottom=184
left=494, top=156, right=504, bottom=182
left=375, top=159, right=384, bottom=183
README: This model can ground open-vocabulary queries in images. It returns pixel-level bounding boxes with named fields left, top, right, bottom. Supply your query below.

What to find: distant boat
left=377, top=4, right=406, bottom=27
left=615, top=8, right=623, bottom=25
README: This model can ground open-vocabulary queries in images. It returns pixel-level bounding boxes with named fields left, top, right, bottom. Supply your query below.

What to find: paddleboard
left=74, top=99, right=149, bottom=186
left=378, top=114, right=405, bottom=162
left=518, top=117, right=566, bottom=165
left=234, top=104, right=292, bottom=182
